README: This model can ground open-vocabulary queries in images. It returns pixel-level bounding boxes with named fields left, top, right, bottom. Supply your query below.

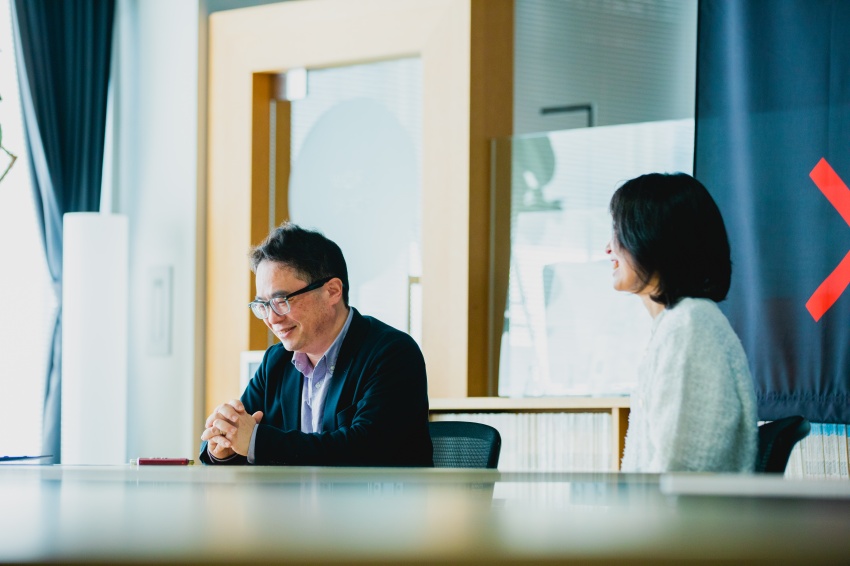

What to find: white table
left=1, top=465, right=849, bottom=564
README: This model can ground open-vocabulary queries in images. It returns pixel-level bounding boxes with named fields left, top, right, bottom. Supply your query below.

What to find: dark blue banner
left=695, top=0, right=850, bottom=423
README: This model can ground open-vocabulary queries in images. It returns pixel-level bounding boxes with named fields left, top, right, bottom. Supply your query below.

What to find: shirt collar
left=292, top=308, right=354, bottom=378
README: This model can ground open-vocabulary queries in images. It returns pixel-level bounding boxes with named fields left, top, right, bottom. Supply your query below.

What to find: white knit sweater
left=621, top=298, right=758, bottom=473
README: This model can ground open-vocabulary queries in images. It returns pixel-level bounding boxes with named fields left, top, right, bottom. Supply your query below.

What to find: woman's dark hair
left=609, top=172, right=731, bottom=307
left=250, top=222, right=350, bottom=306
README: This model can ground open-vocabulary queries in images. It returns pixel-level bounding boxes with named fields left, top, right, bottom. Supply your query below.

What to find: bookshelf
left=429, top=397, right=631, bottom=471
left=785, top=423, right=850, bottom=479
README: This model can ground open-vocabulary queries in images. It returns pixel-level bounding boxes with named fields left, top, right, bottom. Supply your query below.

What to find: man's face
left=254, top=261, right=338, bottom=357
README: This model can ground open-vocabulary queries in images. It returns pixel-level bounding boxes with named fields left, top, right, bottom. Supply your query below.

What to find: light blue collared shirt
left=292, top=307, right=354, bottom=434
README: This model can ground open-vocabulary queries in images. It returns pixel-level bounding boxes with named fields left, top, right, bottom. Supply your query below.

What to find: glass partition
left=288, top=58, right=422, bottom=342
left=496, top=119, right=694, bottom=397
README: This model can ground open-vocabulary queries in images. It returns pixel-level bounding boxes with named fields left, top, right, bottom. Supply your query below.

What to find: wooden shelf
left=429, top=396, right=630, bottom=412
left=429, top=396, right=631, bottom=471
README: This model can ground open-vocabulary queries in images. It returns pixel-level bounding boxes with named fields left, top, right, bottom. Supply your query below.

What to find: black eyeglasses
left=248, top=276, right=334, bottom=319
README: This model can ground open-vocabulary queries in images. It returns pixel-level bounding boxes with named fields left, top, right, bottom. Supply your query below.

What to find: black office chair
left=755, top=415, right=811, bottom=474
left=429, top=421, right=501, bottom=469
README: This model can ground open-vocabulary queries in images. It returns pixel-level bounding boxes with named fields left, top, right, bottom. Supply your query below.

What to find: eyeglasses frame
left=248, top=276, right=335, bottom=319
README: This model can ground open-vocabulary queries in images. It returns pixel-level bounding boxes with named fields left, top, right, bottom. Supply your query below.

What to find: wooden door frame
left=205, top=0, right=513, bottom=417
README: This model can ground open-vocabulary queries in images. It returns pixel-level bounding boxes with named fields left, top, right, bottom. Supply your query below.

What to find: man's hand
left=201, top=399, right=264, bottom=459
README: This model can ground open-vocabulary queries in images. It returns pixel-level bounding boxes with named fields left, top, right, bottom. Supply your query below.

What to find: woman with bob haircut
left=606, top=172, right=758, bottom=473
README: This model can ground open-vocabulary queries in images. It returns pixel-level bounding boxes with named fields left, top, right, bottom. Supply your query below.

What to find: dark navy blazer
left=200, top=308, right=433, bottom=466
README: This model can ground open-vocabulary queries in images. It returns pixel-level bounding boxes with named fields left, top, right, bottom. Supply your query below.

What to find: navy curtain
left=695, top=0, right=850, bottom=423
left=12, top=0, right=115, bottom=462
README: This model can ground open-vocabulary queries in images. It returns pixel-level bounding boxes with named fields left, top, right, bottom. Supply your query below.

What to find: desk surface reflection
left=1, top=465, right=848, bottom=564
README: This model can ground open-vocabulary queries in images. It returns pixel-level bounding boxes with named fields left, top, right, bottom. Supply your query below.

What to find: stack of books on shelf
left=785, top=423, right=850, bottom=479
left=431, top=412, right=611, bottom=471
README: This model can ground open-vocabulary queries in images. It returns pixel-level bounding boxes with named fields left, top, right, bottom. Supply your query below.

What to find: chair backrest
left=755, top=416, right=811, bottom=473
left=429, top=421, right=501, bottom=469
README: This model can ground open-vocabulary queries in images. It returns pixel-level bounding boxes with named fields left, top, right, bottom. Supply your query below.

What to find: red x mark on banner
left=806, top=158, right=850, bottom=322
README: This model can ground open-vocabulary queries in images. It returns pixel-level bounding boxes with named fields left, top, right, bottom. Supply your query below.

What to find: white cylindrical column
left=61, top=213, right=128, bottom=465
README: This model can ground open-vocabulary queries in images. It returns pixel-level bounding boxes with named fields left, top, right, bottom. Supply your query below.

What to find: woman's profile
left=607, top=172, right=758, bottom=473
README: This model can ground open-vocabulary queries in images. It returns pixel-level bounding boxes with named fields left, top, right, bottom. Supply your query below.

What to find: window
left=498, top=0, right=698, bottom=396
left=288, top=58, right=423, bottom=343
left=0, top=0, right=57, bottom=456
left=498, top=119, right=694, bottom=396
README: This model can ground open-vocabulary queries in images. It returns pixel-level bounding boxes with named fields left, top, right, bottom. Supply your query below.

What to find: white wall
left=111, top=0, right=203, bottom=460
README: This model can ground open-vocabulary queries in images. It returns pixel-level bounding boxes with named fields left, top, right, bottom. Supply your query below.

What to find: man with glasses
left=199, top=223, right=433, bottom=466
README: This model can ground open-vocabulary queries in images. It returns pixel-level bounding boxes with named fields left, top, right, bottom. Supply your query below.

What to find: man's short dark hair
left=250, top=222, right=350, bottom=306
left=609, top=172, right=731, bottom=307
